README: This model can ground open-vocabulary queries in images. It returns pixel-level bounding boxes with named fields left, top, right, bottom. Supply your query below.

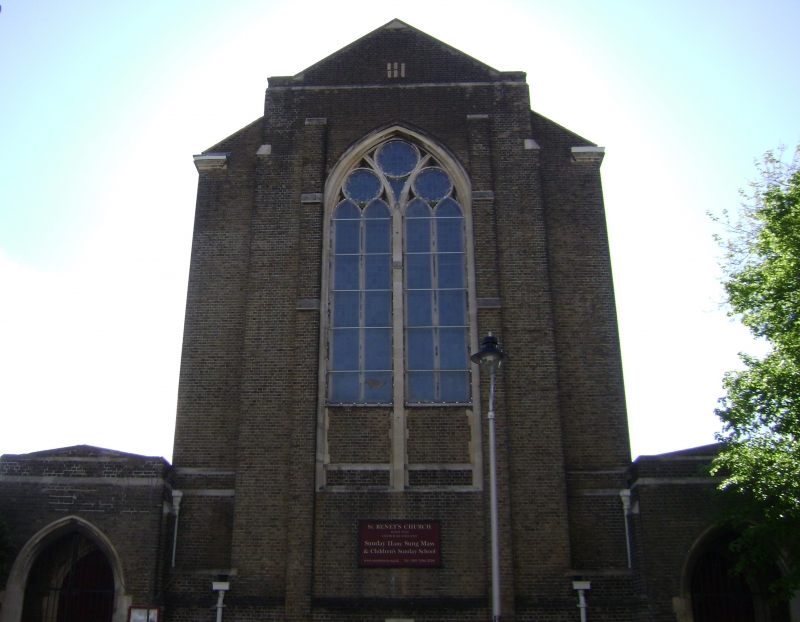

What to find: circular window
left=412, top=167, right=452, bottom=202
left=343, top=169, right=382, bottom=203
left=376, top=141, right=419, bottom=178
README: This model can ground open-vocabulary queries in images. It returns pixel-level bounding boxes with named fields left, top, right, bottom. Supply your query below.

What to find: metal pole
left=573, top=580, right=591, bottom=622
left=619, top=489, right=632, bottom=568
left=171, top=490, right=183, bottom=568
left=215, top=589, right=226, bottom=622
left=212, top=581, right=229, bottom=622
left=488, top=367, right=501, bottom=622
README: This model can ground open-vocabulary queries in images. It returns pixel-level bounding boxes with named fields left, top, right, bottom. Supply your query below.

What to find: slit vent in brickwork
left=387, top=62, right=405, bottom=78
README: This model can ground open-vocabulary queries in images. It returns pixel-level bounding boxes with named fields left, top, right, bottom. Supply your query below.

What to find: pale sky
left=1, top=0, right=798, bottom=462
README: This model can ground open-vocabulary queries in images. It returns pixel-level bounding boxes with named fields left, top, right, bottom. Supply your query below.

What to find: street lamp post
left=471, top=332, right=509, bottom=622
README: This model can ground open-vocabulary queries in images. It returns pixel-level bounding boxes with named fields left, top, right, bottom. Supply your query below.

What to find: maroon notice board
left=359, top=520, right=441, bottom=567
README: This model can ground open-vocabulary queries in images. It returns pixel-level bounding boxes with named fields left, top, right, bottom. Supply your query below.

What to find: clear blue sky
left=1, top=0, right=798, bottom=461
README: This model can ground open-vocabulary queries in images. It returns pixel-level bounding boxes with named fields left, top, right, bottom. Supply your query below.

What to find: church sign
left=359, top=520, right=441, bottom=567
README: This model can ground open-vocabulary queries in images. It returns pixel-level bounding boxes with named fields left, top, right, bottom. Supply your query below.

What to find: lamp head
left=470, top=332, right=509, bottom=373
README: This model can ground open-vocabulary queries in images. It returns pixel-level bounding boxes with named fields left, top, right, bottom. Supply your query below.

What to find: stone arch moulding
left=322, top=124, right=473, bottom=209
left=673, top=523, right=728, bottom=622
left=1, top=515, right=130, bottom=622
left=315, top=123, right=482, bottom=492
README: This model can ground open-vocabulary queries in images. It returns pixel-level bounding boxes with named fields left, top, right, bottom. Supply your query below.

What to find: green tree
left=711, top=143, right=800, bottom=600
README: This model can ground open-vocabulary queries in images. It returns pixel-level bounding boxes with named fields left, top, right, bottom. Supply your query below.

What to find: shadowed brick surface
left=167, top=19, right=634, bottom=622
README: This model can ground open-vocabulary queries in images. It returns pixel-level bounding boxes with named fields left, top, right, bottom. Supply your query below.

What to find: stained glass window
left=327, top=139, right=470, bottom=405
left=404, top=184, right=469, bottom=403
left=329, top=199, right=392, bottom=404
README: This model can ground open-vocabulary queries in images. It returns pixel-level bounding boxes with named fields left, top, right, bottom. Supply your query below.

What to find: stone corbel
left=571, top=146, right=605, bottom=165
left=193, top=152, right=230, bottom=172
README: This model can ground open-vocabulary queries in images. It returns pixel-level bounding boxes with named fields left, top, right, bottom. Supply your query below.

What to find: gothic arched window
left=327, top=138, right=472, bottom=405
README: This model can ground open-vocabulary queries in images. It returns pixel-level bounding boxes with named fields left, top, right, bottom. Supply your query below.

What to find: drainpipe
left=212, top=580, right=229, bottom=622
left=573, top=581, right=591, bottom=622
left=171, top=490, right=183, bottom=567
left=619, top=489, right=632, bottom=568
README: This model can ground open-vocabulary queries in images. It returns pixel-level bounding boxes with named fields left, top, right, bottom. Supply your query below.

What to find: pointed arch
left=679, top=525, right=793, bottom=622
left=323, top=125, right=473, bottom=219
left=316, top=125, right=482, bottom=491
left=1, top=516, right=128, bottom=622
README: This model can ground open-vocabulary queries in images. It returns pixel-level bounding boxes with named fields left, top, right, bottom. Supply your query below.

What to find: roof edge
left=283, top=19, right=502, bottom=84
left=633, top=443, right=722, bottom=463
left=204, top=116, right=263, bottom=154
left=529, top=110, right=597, bottom=147
left=1, top=444, right=170, bottom=462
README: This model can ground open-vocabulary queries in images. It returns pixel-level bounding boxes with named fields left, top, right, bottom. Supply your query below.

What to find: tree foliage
left=711, top=144, right=800, bottom=600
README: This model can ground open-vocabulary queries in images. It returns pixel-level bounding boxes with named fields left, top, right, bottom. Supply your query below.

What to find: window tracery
left=327, top=139, right=471, bottom=405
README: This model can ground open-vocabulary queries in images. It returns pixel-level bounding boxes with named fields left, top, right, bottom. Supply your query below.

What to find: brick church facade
left=1, top=20, right=794, bottom=622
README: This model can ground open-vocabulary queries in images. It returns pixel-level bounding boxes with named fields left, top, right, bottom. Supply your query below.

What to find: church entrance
left=691, top=534, right=756, bottom=622
left=21, top=532, right=114, bottom=622
left=691, top=533, right=790, bottom=622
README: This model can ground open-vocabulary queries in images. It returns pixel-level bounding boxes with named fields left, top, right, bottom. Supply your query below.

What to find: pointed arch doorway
left=21, top=532, right=114, bottom=622
left=691, top=534, right=756, bottom=622
left=690, top=533, right=791, bottom=622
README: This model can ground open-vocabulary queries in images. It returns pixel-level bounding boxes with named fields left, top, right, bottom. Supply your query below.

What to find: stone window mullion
left=358, top=213, right=366, bottom=403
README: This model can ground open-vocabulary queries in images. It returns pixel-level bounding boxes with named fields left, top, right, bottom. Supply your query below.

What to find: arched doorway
left=691, top=534, right=756, bottom=622
left=21, top=532, right=114, bottom=622
left=690, top=533, right=790, bottom=622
